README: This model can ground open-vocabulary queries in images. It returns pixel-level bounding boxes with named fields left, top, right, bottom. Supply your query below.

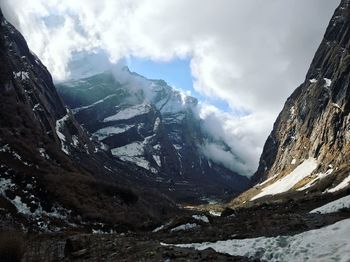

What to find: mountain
left=2, top=2, right=350, bottom=262
left=56, top=69, right=251, bottom=203
left=231, top=0, right=350, bottom=205
left=0, top=8, right=177, bottom=232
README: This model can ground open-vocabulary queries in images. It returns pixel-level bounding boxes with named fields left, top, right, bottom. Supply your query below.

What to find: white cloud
left=0, top=0, right=340, bottom=176
left=197, top=104, right=272, bottom=176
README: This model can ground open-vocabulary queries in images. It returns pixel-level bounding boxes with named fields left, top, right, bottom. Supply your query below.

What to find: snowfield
left=103, top=104, right=151, bottom=122
left=173, top=218, right=350, bottom=262
left=325, top=174, right=350, bottom=193
left=297, top=168, right=333, bottom=191
left=93, top=125, right=134, bottom=140
left=192, top=215, right=209, bottom=223
left=111, top=142, right=152, bottom=171
left=251, top=158, right=318, bottom=200
left=310, top=194, right=350, bottom=214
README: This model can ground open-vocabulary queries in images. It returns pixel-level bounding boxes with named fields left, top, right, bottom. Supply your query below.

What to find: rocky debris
left=23, top=233, right=255, bottom=261
left=65, top=235, right=90, bottom=258
left=20, top=192, right=350, bottom=261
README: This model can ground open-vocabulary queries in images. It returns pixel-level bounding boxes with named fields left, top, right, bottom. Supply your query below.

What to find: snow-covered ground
left=111, top=142, right=154, bottom=171
left=173, top=218, right=350, bottom=261
left=93, top=125, right=134, bottom=140
left=171, top=223, right=200, bottom=232
left=323, top=78, right=332, bottom=87
left=103, top=104, right=151, bottom=122
left=251, top=158, right=318, bottom=200
left=309, top=78, right=317, bottom=83
left=297, top=168, right=333, bottom=191
left=310, top=194, right=350, bottom=214
left=13, top=71, right=29, bottom=81
left=192, top=215, right=209, bottom=223
left=325, top=174, right=350, bottom=193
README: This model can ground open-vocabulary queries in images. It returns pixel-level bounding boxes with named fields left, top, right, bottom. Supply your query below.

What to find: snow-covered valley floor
left=171, top=217, right=350, bottom=262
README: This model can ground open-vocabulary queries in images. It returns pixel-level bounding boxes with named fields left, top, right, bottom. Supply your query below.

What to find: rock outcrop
left=0, top=8, right=177, bottom=232
left=233, top=0, right=350, bottom=204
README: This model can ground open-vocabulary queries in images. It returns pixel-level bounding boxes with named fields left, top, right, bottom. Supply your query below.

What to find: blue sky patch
left=127, top=56, right=231, bottom=112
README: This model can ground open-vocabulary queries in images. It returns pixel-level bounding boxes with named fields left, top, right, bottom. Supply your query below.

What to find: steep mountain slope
left=231, top=0, right=350, bottom=205
left=57, top=70, right=251, bottom=203
left=0, top=8, right=177, bottom=232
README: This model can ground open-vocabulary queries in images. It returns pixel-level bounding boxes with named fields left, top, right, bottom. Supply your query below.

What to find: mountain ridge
left=57, top=69, right=251, bottom=203
left=230, top=0, right=350, bottom=206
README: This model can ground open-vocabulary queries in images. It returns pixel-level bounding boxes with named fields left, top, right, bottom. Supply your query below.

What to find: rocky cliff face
left=232, top=0, right=350, bottom=204
left=0, top=9, right=177, bottom=232
left=57, top=70, right=250, bottom=202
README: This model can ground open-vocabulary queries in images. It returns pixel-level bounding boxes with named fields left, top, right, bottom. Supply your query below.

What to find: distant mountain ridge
left=57, top=69, right=251, bottom=202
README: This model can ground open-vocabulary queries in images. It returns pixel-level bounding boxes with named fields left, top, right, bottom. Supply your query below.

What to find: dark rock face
left=250, top=0, right=350, bottom=197
left=0, top=9, right=177, bottom=231
left=56, top=71, right=251, bottom=203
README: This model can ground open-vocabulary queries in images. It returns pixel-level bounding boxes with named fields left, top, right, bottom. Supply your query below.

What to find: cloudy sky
left=1, top=0, right=340, bottom=176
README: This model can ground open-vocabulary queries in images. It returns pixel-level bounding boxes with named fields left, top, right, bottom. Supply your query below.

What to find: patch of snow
left=103, top=104, right=151, bottom=122
left=104, top=166, right=113, bottom=172
left=289, top=106, right=295, bottom=118
left=33, top=103, right=40, bottom=111
left=173, top=144, right=182, bottom=150
left=72, top=135, right=79, bottom=147
left=173, top=218, right=350, bottom=262
left=297, top=169, right=333, bottom=191
left=331, top=103, right=342, bottom=111
left=171, top=223, right=199, bottom=232
left=310, top=195, right=350, bottom=214
left=1, top=177, right=71, bottom=221
left=153, top=155, right=161, bottom=167
left=152, top=224, right=167, bottom=233
left=0, top=144, right=10, bottom=152
left=325, top=174, right=350, bottom=193
left=13, top=196, right=39, bottom=216
left=72, top=94, right=117, bottom=113
left=291, top=158, right=296, bottom=165
left=324, top=78, right=332, bottom=87
left=111, top=142, right=152, bottom=170
left=209, top=211, right=221, bottom=217
left=13, top=71, right=29, bottom=81
left=55, top=113, right=70, bottom=155
left=153, top=117, right=161, bottom=132
left=309, top=78, right=317, bottom=83
left=153, top=144, right=161, bottom=150
left=0, top=144, right=31, bottom=166
left=111, top=142, right=144, bottom=157
left=251, top=158, right=318, bottom=201
left=258, top=174, right=280, bottom=187
left=192, top=215, right=209, bottom=223
left=0, top=178, right=13, bottom=195
left=93, top=125, right=134, bottom=141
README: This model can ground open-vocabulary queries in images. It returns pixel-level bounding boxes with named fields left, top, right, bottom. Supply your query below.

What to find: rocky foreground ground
left=14, top=190, right=350, bottom=262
